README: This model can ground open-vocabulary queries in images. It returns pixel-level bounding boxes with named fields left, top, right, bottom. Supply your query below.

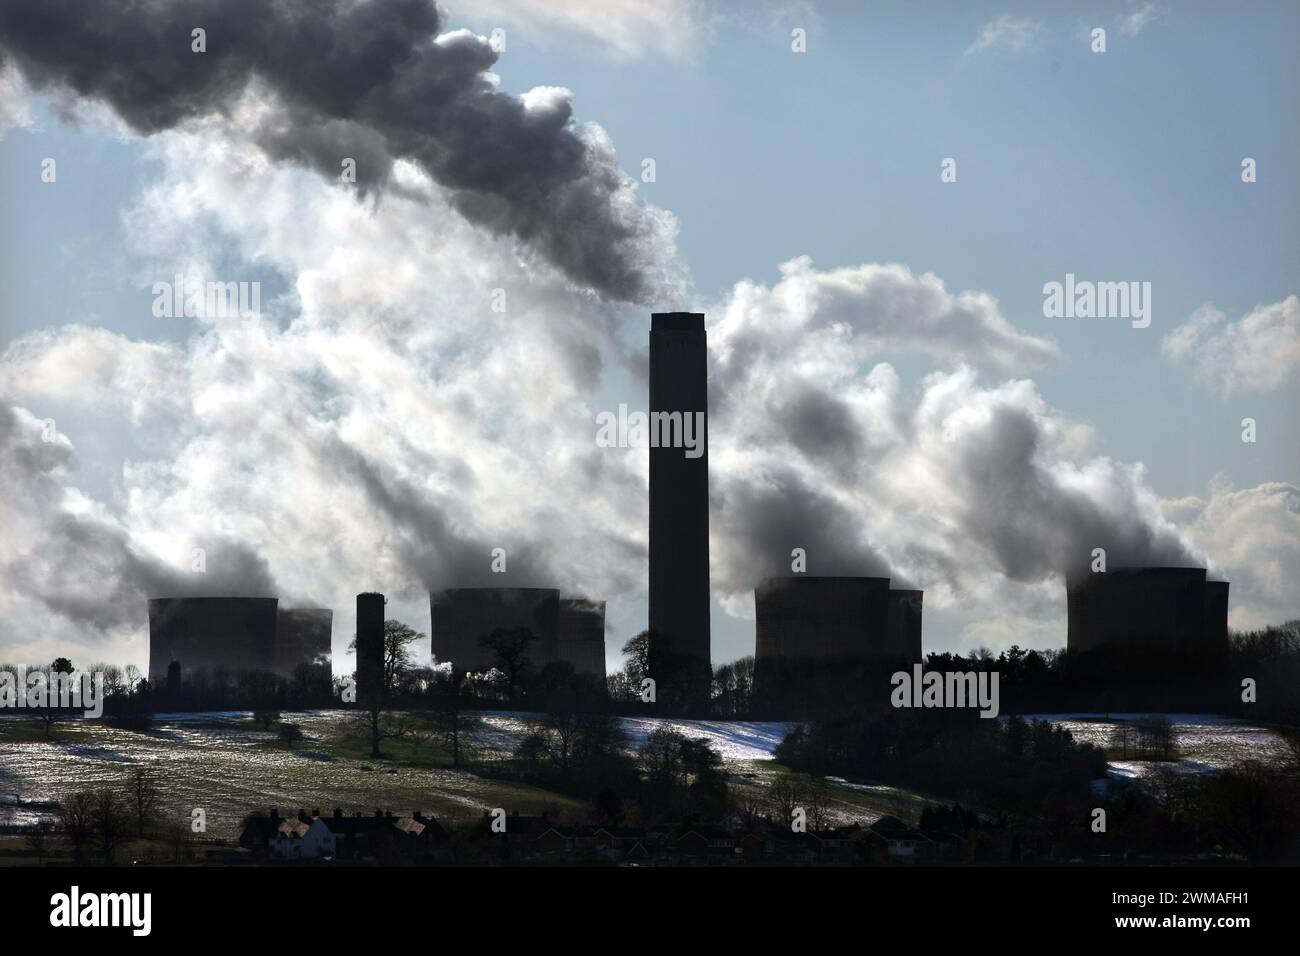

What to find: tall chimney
left=356, top=592, right=386, bottom=705
left=648, top=312, right=711, bottom=711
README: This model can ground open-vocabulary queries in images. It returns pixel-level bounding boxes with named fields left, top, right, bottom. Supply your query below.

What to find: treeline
left=918, top=621, right=1300, bottom=722
left=1229, top=621, right=1300, bottom=725
left=0, top=658, right=337, bottom=718
left=675, top=619, right=1300, bottom=722
left=775, top=709, right=1300, bottom=863
left=18, top=768, right=199, bottom=866
left=1092, top=758, right=1300, bottom=863
left=507, top=716, right=730, bottom=824
left=14, top=619, right=1297, bottom=726
left=777, top=710, right=1109, bottom=824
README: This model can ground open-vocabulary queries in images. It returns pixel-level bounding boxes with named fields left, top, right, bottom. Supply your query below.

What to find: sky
left=0, top=0, right=1297, bottom=674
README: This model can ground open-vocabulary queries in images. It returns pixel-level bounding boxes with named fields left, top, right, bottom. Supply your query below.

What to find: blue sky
left=1, top=1, right=1297, bottom=670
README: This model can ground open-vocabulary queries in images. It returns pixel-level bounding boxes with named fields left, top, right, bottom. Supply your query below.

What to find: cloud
left=707, top=257, right=1061, bottom=394
left=0, top=326, right=188, bottom=426
left=1161, top=295, right=1300, bottom=394
left=0, top=0, right=681, bottom=303
left=443, top=0, right=710, bottom=60
left=0, top=57, right=32, bottom=138
left=1164, top=481, right=1300, bottom=630
left=442, top=1, right=825, bottom=62
left=1120, top=3, right=1163, bottom=37
left=0, top=401, right=278, bottom=635
left=964, top=16, right=1045, bottom=56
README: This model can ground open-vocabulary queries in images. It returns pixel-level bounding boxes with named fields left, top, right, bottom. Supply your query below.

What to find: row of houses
left=239, top=808, right=967, bottom=864
left=240, top=808, right=452, bottom=862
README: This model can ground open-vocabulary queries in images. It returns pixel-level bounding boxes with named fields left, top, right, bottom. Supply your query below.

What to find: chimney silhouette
left=648, top=312, right=711, bottom=710
left=356, top=592, right=386, bottom=704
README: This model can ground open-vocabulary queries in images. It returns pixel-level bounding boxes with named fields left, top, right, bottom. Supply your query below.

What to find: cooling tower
left=1067, top=567, right=1225, bottom=654
left=648, top=311, right=711, bottom=706
left=1203, top=580, right=1230, bottom=649
left=147, top=597, right=278, bottom=682
left=558, top=598, right=607, bottom=677
left=755, top=577, right=892, bottom=663
left=356, top=592, right=386, bottom=703
left=886, top=589, right=924, bottom=664
left=274, top=607, right=333, bottom=678
left=430, top=588, right=560, bottom=673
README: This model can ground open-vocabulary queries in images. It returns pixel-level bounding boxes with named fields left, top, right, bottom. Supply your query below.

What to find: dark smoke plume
left=0, top=0, right=672, bottom=302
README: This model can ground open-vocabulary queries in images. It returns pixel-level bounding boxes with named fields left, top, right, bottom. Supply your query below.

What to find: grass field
left=7, top=709, right=1275, bottom=847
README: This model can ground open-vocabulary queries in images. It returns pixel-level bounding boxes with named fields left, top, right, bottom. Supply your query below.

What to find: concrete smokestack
left=649, top=312, right=711, bottom=709
left=356, top=592, right=386, bottom=705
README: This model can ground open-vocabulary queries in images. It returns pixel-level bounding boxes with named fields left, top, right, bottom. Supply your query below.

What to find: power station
left=141, top=311, right=1235, bottom=716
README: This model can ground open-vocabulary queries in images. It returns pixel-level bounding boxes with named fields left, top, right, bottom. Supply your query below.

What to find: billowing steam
left=0, top=0, right=677, bottom=303
left=2, top=2, right=1272, bottom=665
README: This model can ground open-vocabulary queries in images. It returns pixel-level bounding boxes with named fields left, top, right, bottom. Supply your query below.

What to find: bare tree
left=477, top=627, right=537, bottom=702
left=769, top=774, right=807, bottom=827
left=24, top=820, right=55, bottom=865
left=128, top=767, right=160, bottom=837
left=57, top=791, right=96, bottom=862
left=36, top=659, right=77, bottom=740
left=433, top=687, right=481, bottom=768
left=124, top=664, right=143, bottom=697
left=348, top=620, right=423, bottom=696
left=382, top=620, right=422, bottom=693
left=805, top=775, right=830, bottom=830
left=163, top=820, right=193, bottom=863
left=1111, top=722, right=1134, bottom=759
left=353, top=703, right=416, bottom=759
left=93, top=788, right=130, bottom=863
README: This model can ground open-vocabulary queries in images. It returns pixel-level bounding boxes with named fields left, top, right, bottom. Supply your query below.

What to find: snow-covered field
left=475, top=712, right=794, bottom=762
left=0, top=711, right=1289, bottom=834
left=1021, top=713, right=1292, bottom=778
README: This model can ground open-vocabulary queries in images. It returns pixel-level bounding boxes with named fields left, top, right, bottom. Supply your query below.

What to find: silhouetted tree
left=433, top=686, right=481, bottom=767
left=478, top=627, right=537, bottom=702
left=128, top=767, right=160, bottom=837
left=93, top=788, right=130, bottom=864
left=24, top=820, right=55, bottom=865
left=57, top=791, right=96, bottom=862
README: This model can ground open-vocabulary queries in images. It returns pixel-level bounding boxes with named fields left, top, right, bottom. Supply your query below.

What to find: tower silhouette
left=648, top=312, right=711, bottom=710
